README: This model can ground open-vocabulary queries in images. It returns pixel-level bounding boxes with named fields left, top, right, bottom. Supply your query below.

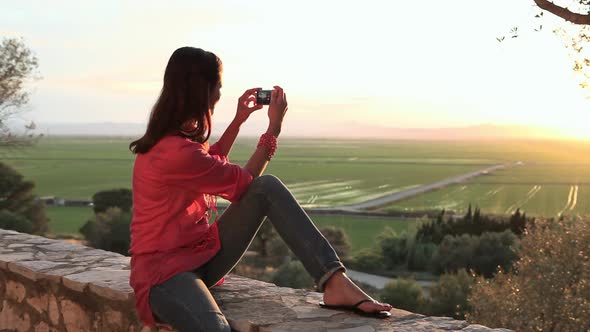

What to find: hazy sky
left=3, top=0, right=590, bottom=138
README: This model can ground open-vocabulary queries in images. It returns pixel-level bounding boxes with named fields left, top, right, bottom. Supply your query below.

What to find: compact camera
left=256, top=90, right=272, bottom=105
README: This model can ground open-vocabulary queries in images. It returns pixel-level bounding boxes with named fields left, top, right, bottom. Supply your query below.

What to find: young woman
left=128, top=46, right=393, bottom=332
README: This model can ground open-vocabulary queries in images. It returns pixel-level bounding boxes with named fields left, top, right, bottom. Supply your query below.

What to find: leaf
left=496, top=36, right=505, bottom=42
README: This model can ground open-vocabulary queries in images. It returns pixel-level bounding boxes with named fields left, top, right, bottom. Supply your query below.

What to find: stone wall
left=0, top=229, right=512, bottom=332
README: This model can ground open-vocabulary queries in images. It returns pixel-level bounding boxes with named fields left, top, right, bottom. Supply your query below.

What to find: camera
left=256, top=90, right=272, bottom=105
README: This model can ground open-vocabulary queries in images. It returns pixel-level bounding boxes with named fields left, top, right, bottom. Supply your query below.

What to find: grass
left=3, top=137, right=494, bottom=206
left=45, top=206, right=94, bottom=237
left=42, top=204, right=420, bottom=254
left=6, top=136, right=590, bottom=245
left=385, top=163, right=590, bottom=217
left=310, top=214, right=423, bottom=253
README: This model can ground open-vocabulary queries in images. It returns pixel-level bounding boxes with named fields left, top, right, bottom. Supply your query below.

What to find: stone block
left=7, top=243, right=34, bottom=248
left=6, top=280, right=26, bottom=302
left=0, top=302, right=31, bottom=332
left=102, top=306, right=123, bottom=329
left=61, top=299, right=90, bottom=332
left=39, top=265, right=89, bottom=284
left=0, top=251, right=35, bottom=264
left=7, top=260, right=65, bottom=281
left=27, top=292, right=49, bottom=314
left=48, top=295, right=60, bottom=326
left=34, top=321, right=51, bottom=332
left=63, top=269, right=130, bottom=295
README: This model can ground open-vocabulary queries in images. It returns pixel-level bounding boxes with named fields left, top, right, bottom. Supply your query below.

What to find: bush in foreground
left=380, top=277, right=425, bottom=312
left=426, top=268, right=475, bottom=319
left=271, top=259, right=314, bottom=289
left=467, top=217, right=590, bottom=331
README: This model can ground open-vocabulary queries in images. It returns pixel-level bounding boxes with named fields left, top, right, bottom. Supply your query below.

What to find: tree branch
left=534, top=0, right=590, bottom=25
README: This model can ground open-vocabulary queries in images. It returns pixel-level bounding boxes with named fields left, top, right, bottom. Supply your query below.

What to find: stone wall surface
left=0, top=229, right=513, bottom=332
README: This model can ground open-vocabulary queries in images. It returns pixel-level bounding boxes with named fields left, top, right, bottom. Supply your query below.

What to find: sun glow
left=557, top=125, right=590, bottom=140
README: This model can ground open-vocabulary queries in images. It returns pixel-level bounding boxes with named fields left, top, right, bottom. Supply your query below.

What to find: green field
left=3, top=137, right=497, bottom=207
left=307, top=215, right=422, bottom=253
left=45, top=206, right=94, bottom=237
left=6, top=137, right=590, bottom=237
left=385, top=162, right=590, bottom=217
left=44, top=205, right=419, bottom=254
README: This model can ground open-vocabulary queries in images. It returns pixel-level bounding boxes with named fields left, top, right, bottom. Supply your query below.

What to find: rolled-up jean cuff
left=316, top=262, right=346, bottom=292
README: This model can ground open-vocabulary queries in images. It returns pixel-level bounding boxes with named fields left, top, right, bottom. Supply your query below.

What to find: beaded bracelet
left=257, top=132, right=278, bottom=160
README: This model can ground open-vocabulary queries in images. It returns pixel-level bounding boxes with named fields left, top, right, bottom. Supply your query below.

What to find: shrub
left=0, top=209, right=33, bottom=233
left=380, top=277, right=425, bottom=312
left=80, top=207, right=131, bottom=255
left=380, top=228, right=412, bottom=269
left=319, top=226, right=352, bottom=259
left=348, top=247, right=385, bottom=273
left=0, top=162, right=48, bottom=235
left=92, top=188, right=132, bottom=214
left=271, top=260, right=314, bottom=289
left=426, top=268, right=475, bottom=319
left=407, top=242, right=438, bottom=271
left=467, top=217, right=590, bottom=332
left=433, top=230, right=519, bottom=277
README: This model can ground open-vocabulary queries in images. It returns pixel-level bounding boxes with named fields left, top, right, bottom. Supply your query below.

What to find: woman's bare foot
left=322, top=269, right=393, bottom=314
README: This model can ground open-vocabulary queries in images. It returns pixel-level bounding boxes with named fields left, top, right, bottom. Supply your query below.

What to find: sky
left=3, top=0, right=590, bottom=139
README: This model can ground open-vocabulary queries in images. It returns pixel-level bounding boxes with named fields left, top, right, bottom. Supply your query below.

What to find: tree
left=504, top=1, right=590, bottom=94
left=379, top=228, right=412, bottom=269
left=533, top=0, right=590, bottom=24
left=92, top=188, right=132, bottom=214
left=467, top=217, right=590, bottom=331
left=319, top=226, right=351, bottom=259
left=433, top=230, right=519, bottom=277
left=0, top=162, right=48, bottom=234
left=80, top=207, right=131, bottom=255
left=0, top=37, right=40, bottom=147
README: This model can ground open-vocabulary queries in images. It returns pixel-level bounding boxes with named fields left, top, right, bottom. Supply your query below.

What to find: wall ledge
left=0, top=228, right=512, bottom=331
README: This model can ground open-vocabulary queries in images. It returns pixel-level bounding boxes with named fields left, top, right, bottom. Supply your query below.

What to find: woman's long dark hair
left=129, top=47, right=222, bottom=154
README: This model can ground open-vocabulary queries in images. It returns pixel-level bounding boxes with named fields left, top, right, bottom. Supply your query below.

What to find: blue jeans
left=148, top=174, right=347, bottom=332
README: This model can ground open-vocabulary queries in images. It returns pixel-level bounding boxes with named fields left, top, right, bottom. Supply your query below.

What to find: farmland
left=43, top=205, right=420, bottom=254
left=3, top=137, right=496, bottom=206
left=4, top=136, right=590, bottom=235
left=384, top=163, right=590, bottom=217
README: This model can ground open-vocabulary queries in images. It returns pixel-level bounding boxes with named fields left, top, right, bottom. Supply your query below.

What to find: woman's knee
left=250, top=174, right=284, bottom=190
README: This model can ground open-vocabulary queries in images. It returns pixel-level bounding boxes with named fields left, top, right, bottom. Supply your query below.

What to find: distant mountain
left=30, top=121, right=562, bottom=140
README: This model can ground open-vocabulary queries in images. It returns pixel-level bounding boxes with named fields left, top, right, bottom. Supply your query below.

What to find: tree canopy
left=0, top=37, right=40, bottom=147
left=0, top=162, right=48, bottom=235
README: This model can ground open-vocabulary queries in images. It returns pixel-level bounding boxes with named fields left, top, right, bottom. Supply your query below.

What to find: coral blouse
left=128, top=134, right=254, bottom=327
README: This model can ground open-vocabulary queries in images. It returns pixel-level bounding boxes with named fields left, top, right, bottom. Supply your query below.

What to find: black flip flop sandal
left=318, top=299, right=392, bottom=318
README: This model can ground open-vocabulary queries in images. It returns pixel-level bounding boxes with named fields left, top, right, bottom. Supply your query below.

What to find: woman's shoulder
left=156, top=135, right=207, bottom=150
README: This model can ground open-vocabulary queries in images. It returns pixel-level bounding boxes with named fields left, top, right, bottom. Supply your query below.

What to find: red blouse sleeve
left=159, top=138, right=253, bottom=203
left=207, top=141, right=226, bottom=159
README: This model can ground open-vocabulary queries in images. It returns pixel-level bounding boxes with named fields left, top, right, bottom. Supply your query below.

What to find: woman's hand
left=267, top=85, right=288, bottom=136
left=235, top=87, right=263, bottom=124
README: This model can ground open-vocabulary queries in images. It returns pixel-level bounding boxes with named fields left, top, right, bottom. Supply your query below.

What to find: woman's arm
left=244, top=86, right=288, bottom=177
left=214, top=88, right=262, bottom=156
left=214, top=117, right=243, bottom=157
